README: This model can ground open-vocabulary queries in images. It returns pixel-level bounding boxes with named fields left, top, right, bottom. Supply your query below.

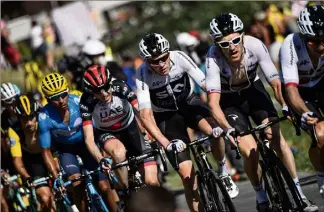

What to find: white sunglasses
left=217, top=34, right=243, bottom=48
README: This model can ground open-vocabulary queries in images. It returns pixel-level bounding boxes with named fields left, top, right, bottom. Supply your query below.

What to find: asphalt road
left=174, top=175, right=324, bottom=212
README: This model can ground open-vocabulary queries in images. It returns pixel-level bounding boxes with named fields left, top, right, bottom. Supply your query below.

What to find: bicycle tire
left=206, top=170, right=237, bottom=212
left=196, top=171, right=216, bottom=212
left=262, top=158, right=304, bottom=212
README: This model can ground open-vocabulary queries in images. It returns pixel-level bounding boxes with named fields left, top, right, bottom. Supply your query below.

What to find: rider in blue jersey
left=38, top=73, right=118, bottom=212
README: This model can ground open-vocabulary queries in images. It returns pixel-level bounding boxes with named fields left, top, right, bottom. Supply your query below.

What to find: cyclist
left=136, top=33, right=238, bottom=212
left=80, top=65, right=159, bottom=194
left=206, top=13, right=317, bottom=211
left=38, top=73, right=118, bottom=212
left=12, top=95, right=55, bottom=211
left=279, top=5, right=324, bottom=198
left=1, top=82, right=21, bottom=134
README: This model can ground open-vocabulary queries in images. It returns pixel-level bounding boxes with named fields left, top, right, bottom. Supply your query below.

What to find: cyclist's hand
left=53, top=177, right=65, bottom=193
left=225, top=128, right=239, bottom=148
left=100, top=157, right=113, bottom=173
left=212, top=127, right=224, bottom=138
left=301, top=112, right=318, bottom=128
left=1, top=172, right=10, bottom=185
left=166, top=139, right=186, bottom=153
left=24, top=177, right=34, bottom=188
left=282, top=105, right=292, bottom=121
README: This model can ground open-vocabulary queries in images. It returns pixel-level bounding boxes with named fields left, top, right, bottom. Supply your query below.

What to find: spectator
left=43, top=19, right=56, bottom=51
left=106, top=61, right=127, bottom=81
left=264, top=4, right=286, bottom=69
left=126, top=185, right=176, bottom=212
left=121, top=55, right=136, bottom=91
left=188, top=30, right=210, bottom=64
left=247, top=11, right=273, bottom=48
left=30, top=20, right=54, bottom=68
left=1, top=19, right=21, bottom=69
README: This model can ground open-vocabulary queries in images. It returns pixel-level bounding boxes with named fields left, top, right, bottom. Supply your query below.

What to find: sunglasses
left=3, top=98, right=16, bottom=105
left=93, top=83, right=112, bottom=94
left=306, top=38, right=324, bottom=47
left=147, top=53, right=170, bottom=65
left=217, top=34, right=243, bottom=48
left=48, top=91, right=68, bottom=101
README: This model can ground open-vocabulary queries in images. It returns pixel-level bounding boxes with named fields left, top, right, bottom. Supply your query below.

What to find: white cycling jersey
left=136, top=50, right=205, bottom=112
left=205, top=35, right=279, bottom=93
left=279, top=33, right=324, bottom=88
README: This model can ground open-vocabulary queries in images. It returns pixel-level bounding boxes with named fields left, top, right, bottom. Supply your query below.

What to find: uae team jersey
left=279, top=33, right=324, bottom=88
left=136, top=50, right=206, bottom=112
left=38, top=94, right=84, bottom=148
left=205, top=35, right=279, bottom=93
left=80, top=79, right=137, bottom=132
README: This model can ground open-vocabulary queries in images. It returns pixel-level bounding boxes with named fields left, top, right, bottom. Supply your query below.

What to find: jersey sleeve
left=135, top=65, right=152, bottom=110
left=250, top=37, right=279, bottom=82
left=112, top=80, right=138, bottom=106
left=8, top=128, right=22, bottom=157
left=279, top=34, right=299, bottom=87
left=79, top=93, right=95, bottom=127
left=205, top=47, right=222, bottom=93
left=176, top=51, right=206, bottom=87
left=37, top=111, right=52, bottom=148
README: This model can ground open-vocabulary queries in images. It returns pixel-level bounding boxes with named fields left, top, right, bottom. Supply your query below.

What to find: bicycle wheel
left=206, top=170, right=237, bottom=212
left=262, top=158, right=304, bottom=212
left=197, top=171, right=216, bottom=212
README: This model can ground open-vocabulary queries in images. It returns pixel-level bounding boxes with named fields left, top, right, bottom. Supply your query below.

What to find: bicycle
left=233, top=116, right=305, bottom=212
left=172, top=138, right=237, bottom=212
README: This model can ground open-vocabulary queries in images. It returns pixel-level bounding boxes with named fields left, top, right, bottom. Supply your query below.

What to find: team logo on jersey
left=39, top=112, right=47, bottom=120
left=9, top=138, right=16, bottom=147
left=73, top=97, right=80, bottom=105
left=73, top=117, right=82, bottom=128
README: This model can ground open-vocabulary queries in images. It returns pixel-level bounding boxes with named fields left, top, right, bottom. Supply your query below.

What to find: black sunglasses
left=147, top=53, right=170, bottom=65
left=48, top=91, right=68, bottom=101
left=93, top=83, right=112, bottom=94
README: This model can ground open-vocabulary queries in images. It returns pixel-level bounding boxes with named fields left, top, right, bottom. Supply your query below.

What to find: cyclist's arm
left=279, top=34, right=310, bottom=115
left=140, top=108, right=170, bottom=148
left=80, top=95, right=104, bottom=163
left=205, top=53, right=232, bottom=130
left=177, top=51, right=206, bottom=91
left=38, top=112, right=59, bottom=178
left=136, top=67, right=170, bottom=148
left=253, top=37, right=286, bottom=107
left=9, top=129, right=31, bottom=180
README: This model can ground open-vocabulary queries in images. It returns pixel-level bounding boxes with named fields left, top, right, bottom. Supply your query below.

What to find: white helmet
left=82, top=40, right=106, bottom=56
left=176, top=32, right=199, bottom=47
left=1, top=83, right=20, bottom=103
left=139, top=33, right=170, bottom=59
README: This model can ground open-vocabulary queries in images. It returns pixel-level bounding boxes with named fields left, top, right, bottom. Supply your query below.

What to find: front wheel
left=206, top=170, right=237, bottom=212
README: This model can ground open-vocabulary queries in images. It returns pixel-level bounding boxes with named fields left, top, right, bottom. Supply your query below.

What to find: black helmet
left=209, top=13, right=244, bottom=40
left=14, top=95, right=39, bottom=117
left=139, top=33, right=170, bottom=59
left=297, top=5, right=324, bottom=37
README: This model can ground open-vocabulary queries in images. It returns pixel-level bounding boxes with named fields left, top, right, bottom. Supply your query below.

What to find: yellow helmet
left=69, top=90, right=83, bottom=96
left=41, top=73, right=68, bottom=97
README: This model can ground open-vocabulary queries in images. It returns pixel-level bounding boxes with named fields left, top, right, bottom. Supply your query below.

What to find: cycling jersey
left=7, top=127, right=22, bottom=157
left=38, top=94, right=84, bottom=148
left=205, top=35, right=279, bottom=93
left=136, top=50, right=206, bottom=112
left=279, top=33, right=324, bottom=88
left=1, top=109, right=22, bottom=137
left=80, top=79, right=137, bottom=132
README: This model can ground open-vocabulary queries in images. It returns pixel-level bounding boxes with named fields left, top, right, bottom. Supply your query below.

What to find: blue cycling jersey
left=38, top=94, right=84, bottom=148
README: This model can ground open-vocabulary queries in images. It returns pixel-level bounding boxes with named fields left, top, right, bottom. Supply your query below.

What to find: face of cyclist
left=147, top=52, right=171, bottom=76
left=93, top=87, right=113, bottom=103
left=305, top=36, right=324, bottom=56
left=91, top=53, right=106, bottom=66
left=216, top=32, right=244, bottom=64
left=20, top=115, right=37, bottom=132
left=48, top=90, right=69, bottom=110
left=2, top=98, right=16, bottom=113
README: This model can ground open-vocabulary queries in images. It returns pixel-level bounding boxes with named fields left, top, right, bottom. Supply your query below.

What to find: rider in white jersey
left=206, top=13, right=317, bottom=212
left=279, top=5, right=324, bottom=198
left=136, top=33, right=239, bottom=212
